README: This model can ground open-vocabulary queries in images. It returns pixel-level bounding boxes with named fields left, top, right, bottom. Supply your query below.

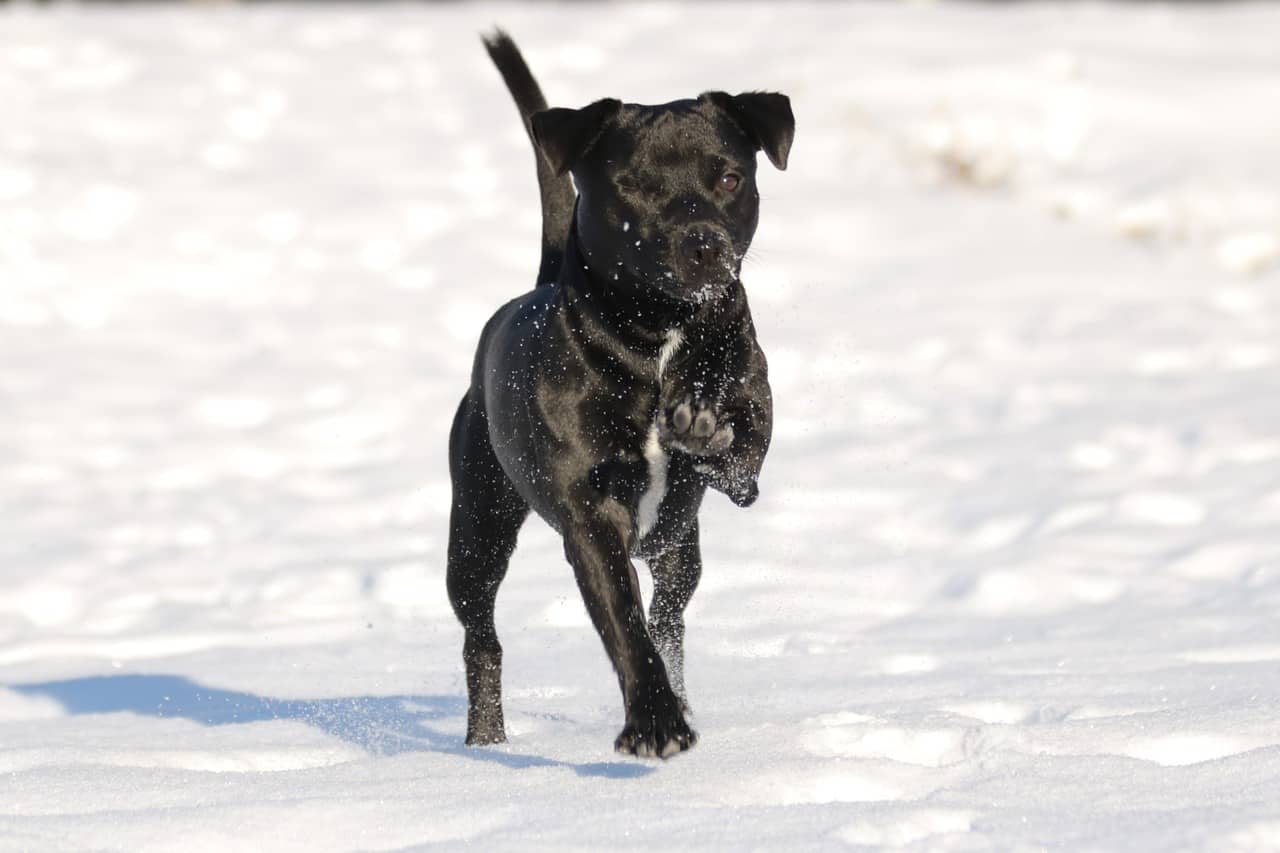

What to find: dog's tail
left=483, top=29, right=576, bottom=287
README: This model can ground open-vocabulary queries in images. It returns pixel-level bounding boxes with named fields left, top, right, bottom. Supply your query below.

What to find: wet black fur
left=447, top=30, right=793, bottom=758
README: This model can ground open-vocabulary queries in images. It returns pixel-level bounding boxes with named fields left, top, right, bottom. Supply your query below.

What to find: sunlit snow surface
left=3, top=3, right=1280, bottom=850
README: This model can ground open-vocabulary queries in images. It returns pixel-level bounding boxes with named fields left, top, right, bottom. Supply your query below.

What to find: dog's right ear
left=530, top=98, right=622, bottom=177
left=727, top=92, right=794, bottom=171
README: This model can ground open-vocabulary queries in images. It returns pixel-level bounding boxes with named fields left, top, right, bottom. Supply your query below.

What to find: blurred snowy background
left=1, top=2, right=1279, bottom=850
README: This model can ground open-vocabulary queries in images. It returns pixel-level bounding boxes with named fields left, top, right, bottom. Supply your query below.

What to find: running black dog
left=446, top=30, right=793, bottom=758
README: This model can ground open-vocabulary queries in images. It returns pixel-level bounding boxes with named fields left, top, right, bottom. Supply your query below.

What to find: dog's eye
left=718, top=172, right=741, bottom=192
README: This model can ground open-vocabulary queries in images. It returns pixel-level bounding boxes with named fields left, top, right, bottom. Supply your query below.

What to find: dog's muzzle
left=675, top=227, right=736, bottom=290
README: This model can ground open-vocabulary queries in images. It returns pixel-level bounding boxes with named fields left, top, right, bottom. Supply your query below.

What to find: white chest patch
left=636, top=329, right=684, bottom=539
left=636, top=424, right=668, bottom=539
left=657, top=328, right=684, bottom=381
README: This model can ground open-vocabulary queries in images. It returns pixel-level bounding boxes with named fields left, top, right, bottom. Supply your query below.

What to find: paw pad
left=659, top=398, right=734, bottom=456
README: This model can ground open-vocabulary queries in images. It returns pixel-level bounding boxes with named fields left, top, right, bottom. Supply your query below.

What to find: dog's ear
left=530, top=98, right=622, bottom=177
left=710, top=91, right=795, bottom=171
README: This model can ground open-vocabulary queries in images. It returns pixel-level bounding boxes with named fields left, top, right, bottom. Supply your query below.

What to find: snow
left=2, top=2, right=1279, bottom=850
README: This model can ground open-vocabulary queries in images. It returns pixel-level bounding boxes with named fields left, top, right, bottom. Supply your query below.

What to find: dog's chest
left=635, top=329, right=684, bottom=538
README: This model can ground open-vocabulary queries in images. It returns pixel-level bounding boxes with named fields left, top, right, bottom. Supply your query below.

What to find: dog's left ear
left=708, top=91, right=795, bottom=171
left=530, top=98, right=622, bottom=177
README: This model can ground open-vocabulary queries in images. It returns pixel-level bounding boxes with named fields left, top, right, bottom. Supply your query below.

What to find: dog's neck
left=558, top=223, right=742, bottom=343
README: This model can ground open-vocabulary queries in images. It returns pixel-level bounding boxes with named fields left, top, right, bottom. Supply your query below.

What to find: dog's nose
left=679, top=229, right=731, bottom=268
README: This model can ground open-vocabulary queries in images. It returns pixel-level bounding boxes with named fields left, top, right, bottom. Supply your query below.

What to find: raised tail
left=482, top=29, right=576, bottom=287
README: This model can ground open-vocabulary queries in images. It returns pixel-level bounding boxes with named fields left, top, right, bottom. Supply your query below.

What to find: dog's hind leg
left=647, top=520, right=702, bottom=711
left=446, top=394, right=529, bottom=746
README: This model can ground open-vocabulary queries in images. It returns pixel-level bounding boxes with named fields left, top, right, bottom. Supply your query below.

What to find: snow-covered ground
left=3, top=2, right=1279, bottom=849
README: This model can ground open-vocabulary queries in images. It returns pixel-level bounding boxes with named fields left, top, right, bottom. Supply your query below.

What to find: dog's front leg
left=660, top=386, right=771, bottom=507
left=560, top=507, right=697, bottom=758
left=697, top=392, right=770, bottom=507
left=659, top=324, right=773, bottom=506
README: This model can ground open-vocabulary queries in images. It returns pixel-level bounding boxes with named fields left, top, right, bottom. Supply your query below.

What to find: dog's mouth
left=655, top=227, right=741, bottom=302
left=675, top=228, right=738, bottom=279
left=653, top=268, right=736, bottom=305
left=687, top=278, right=732, bottom=305
left=595, top=223, right=742, bottom=304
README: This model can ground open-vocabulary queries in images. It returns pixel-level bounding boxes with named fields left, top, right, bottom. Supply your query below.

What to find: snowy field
left=3, top=2, right=1280, bottom=850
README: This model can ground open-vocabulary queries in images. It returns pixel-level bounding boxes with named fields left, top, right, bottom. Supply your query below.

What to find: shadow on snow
left=10, top=673, right=652, bottom=779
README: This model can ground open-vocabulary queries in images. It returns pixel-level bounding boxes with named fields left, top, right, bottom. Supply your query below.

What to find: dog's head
left=532, top=92, right=793, bottom=304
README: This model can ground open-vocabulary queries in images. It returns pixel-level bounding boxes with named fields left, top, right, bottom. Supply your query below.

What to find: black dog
left=446, top=30, right=793, bottom=758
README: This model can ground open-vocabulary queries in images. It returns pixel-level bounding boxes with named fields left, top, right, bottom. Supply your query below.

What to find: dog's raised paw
left=659, top=397, right=734, bottom=457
